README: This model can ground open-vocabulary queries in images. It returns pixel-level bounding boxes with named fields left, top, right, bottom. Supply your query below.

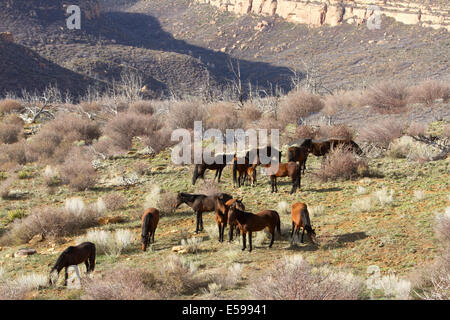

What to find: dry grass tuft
left=249, top=255, right=363, bottom=300
left=82, top=267, right=160, bottom=300
left=316, top=146, right=368, bottom=182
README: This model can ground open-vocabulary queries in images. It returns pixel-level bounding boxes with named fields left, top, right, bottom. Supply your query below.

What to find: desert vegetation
left=0, top=76, right=448, bottom=301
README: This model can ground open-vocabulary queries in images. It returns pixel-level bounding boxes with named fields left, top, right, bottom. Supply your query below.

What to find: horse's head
left=227, top=202, right=239, bottom=225
left=233, top=198, right=245, bottom=211
left=141, top=234, right=149, bottom=251
left=175, top=193, right=184, bottom=208
left=303, top=139, right=313, bottom=152
left=306, top=226, right=317, bottom=244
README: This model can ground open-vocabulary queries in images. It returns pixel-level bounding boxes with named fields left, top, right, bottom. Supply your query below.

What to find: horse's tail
left=296, top=163, right=301, bottom=188
left=89, top=244, right=96, bottom=272
left=232, top=156, right=238, bottom=186
left=352, top=141, right=363, bottom=155
left=276, top=212, right=281, bottom=236
left=192, top=164, right=199, bottom=185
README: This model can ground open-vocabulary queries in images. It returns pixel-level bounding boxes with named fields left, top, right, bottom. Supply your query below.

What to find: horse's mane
left=142, top=212, right=152, bottom=238
left=301, top=208, right=312, bottom=231
left=51, top=247, right=72, bottom=271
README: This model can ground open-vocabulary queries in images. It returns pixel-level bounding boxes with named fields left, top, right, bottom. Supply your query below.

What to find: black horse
left=245, top=145, right=282, bottom=166
left=49, top=242, right=96, bottom=286
left=175, top=192, right=233, bottom=233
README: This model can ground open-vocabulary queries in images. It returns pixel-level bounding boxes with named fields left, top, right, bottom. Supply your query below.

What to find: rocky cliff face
left=195, top=0, right=449, bottom=31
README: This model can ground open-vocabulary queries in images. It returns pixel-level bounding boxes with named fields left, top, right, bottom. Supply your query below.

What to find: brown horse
left=192, top=154, right=228, bottom=185
left=232, top=154, right=257, bottom=187
left=262, top=161, right=301, bottom=194
left=49, top=242, right=96, bottom=286
left=291, top=202, right=317, bottom=244
left=141, top=208, right=160, bottom=251
left=288, top=138, right=312, bottom=174
left=228, top=203, right=281, bottom=252
left=175, top=192, right=233, bottom=233
left=215, top=196, right=246, bottom=242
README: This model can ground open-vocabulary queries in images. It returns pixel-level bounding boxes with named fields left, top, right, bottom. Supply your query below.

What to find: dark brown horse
left=141, top=208, right=160, bottom=251
left=245, top=145, right=282, bottom=166
left=192, top=154, right=228, bottom=185
left=175, top=192, right=233, bottom=233
left=288, top=138, right=312, bottom=174
left=215, top=196, right=246, bottom=242
left=49, top=242, right=96, bottom=286
left=262, top=161, right=301, bottom=194
left=228, top=203, right=281, bottom=252
left=311, top=138, right=363, bottom=157
left=291, top=202, right=317, bottom=244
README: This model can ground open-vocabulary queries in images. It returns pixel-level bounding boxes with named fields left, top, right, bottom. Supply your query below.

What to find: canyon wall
left=195, top=0, right=449, bottom=31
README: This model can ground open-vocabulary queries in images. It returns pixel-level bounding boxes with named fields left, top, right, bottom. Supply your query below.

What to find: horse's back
left=257, top=209, right=280, bottom=224
left=142, top=208, right=160, bottom=225
left=292, top=202, right=308, bottom=225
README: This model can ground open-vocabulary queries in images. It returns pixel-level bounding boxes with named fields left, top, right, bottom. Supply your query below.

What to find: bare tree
left=227, top=57, right=244, bottom=107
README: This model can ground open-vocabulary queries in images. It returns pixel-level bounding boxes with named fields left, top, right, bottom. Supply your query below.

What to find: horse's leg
left=290, top=222, right=295, bottom=244
left=242, top=232, right=246, bottom=251
left=217, top=223, right=222, bottom=242
left=269, top=231, right=275, bottom=248
left=270, top=176, right=274, bottom=193
left=85, top=261, right=90, bottom=275
left=214, top=169, right=219, bottom=182
left=195, top=212, right=200, bottom=234
left=152, top=228, right=156, bottom=243
left=218, top=167, right=223, bottom=183
left=228, top=225, right=234, bottom=242
left=301, top=228, right=305, bottom=243
left=200, top=213, right=204, bottom=231
left=248, top=232, right=253, bottom=252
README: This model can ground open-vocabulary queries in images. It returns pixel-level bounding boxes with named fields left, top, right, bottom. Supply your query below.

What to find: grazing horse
left=291, top=202, right=317, bottom=244
left=49, top=242, right=96, bottom=286
left=175, top=192, right=233, bottom=233
left=262, top=161, right=301, bottom=194
left=288, top=139, right=312, bottom=174
left=215, top=196, right=246, bottom=242
left=232, top=154, right=257, bottom=187
left=141, top=208, right=160, bottom=251
left=228, top=203, right=281, bottom=252
left=192, top=154, right=228, bottom=185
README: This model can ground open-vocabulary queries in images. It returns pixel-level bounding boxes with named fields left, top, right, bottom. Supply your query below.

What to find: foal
left=232, top=154, right=257, bottom=187
left=141, top=208, right=160, bottom=251
left=49, top=242, right=96, bottom=286
left=228, top=203, right=281, bottom=252
left=291, top=202, right=317, bottom=244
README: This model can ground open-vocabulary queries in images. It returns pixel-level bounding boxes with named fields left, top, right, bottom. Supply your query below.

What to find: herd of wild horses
left=49, top=137, right=360, bottom=285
